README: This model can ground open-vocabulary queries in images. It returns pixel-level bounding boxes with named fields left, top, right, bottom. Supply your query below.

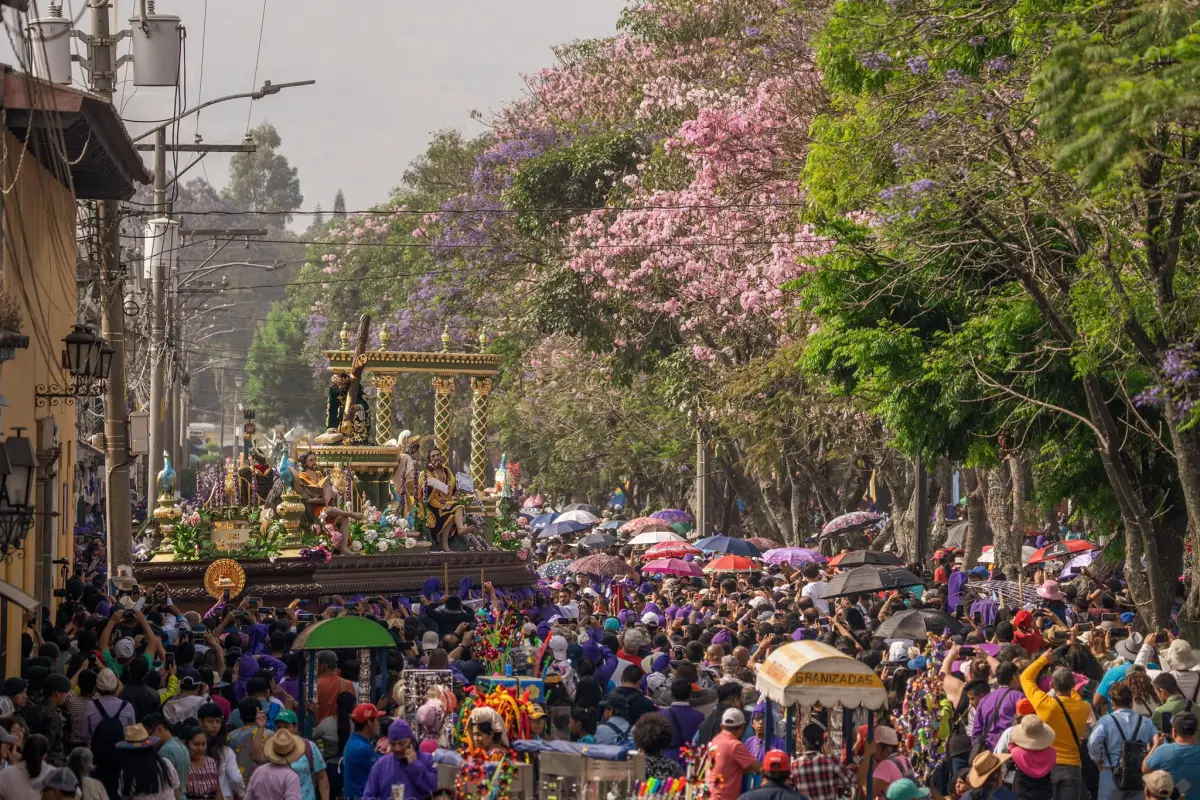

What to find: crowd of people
left=1, top=515, right=1196, bottom=800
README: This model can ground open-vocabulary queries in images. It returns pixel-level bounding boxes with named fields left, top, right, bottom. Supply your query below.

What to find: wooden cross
left=339, top=314, right=372, bottom=437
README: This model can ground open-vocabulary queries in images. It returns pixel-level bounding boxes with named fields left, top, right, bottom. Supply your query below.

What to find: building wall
left=0, top=128, right=79, bottom=676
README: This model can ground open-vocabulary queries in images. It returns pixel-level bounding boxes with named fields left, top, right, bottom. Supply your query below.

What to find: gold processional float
left=134, top=315, right=534, bottom=609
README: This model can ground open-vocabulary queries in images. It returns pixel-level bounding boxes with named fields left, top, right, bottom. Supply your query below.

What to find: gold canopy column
left=432, top=375, right=453, bottom=453
left=373, top=374, right=396, bottom=445
left=470, top=377, right=493, bottom=492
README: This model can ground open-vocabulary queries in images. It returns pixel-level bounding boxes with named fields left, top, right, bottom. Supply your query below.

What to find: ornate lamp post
left=35, top=325, right=112, bottom=407
left=0, top=429, right=36, bottom=560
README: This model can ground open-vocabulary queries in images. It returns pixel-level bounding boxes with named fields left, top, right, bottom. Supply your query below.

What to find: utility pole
left=695, top=426, right=708, bottom=538
left=90, top=0, right=134, bottom=569
left=147, top=128, right=167, bottom=488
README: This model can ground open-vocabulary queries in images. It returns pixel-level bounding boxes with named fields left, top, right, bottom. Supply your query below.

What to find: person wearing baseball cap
left=1144, top=771, right=1177, bottom=800
left=737, top=749, right=806, bottom=799
left=272, top=707, right=329, bottom=800
left=342, top=704, right=385, bottom=800
left=706, top=707, right=761, bottom=800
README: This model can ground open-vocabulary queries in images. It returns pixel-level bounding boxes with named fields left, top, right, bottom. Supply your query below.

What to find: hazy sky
left=6, top=1, right=625, bottom=217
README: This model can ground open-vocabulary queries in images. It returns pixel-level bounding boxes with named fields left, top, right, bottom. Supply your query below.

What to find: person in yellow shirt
left=1020, top=648, right=1093, bottom=800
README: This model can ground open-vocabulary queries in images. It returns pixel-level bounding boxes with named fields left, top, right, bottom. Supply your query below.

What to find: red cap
left=350, top=703, right=386, bottom=724
left=1016, top=698, right=1035, bottom=717
left=763, top=749, right=791, bottom=773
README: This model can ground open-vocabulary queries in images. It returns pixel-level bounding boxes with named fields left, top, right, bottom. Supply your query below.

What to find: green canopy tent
left=291, top=616, right=395, bottom=737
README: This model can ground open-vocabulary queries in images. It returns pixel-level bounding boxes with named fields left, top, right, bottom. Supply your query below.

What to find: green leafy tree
left=222, top=123, right=303, bottom=227
left=332, top=189, right=346, bottom=218
left=244, top=306, right=320, bottom=428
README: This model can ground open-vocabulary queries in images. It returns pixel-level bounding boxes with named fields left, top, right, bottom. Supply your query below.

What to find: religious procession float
left=132, top=315, right=536, bottom=608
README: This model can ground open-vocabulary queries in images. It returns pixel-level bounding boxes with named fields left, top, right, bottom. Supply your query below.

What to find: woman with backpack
left=1087, top=682, right=1158, bottom=800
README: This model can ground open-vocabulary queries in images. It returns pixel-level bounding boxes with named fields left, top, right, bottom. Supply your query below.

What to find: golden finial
left=339, top=321, right=350, bottom=349
left=441, top=324, right=451, bottom=352
left=379, top=325, right=391, bottom=350
left=479, top=329, right=488, bottom=350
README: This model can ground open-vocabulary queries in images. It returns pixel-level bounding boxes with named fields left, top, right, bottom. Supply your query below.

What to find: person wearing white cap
left=547, top=636, right=577, bottom=701
left=1135, top=632, right=1200, bottom=703
left=705, top=707, right=761, bottom=800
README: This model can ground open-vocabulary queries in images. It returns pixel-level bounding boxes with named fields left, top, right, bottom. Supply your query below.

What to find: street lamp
left=0, top=428, right=36, bottom=559
left=37, top=325, right=113, bottom=407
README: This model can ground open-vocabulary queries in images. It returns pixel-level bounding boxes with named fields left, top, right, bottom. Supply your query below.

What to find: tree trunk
left=1004, top=453, right=1027, bottom=577
left=930, top=457, right=952, bottom=555
left=962, top=467, right=988, bottom=570
left=984, top=462, right=1015, bottom=573
left=880, top=458, right=917, bottom=560
left=1169, top=421, right=1200, bottom=641
left=717, top=450, right=780, bottom=541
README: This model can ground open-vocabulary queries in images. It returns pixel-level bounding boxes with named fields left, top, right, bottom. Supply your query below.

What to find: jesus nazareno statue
left=320, top=371, right=370, bottom=444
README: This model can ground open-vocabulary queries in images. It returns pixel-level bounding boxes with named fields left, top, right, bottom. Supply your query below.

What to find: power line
left=245, top=0, right=268, bottom=134
left=126, top=201, right=810, bottom=216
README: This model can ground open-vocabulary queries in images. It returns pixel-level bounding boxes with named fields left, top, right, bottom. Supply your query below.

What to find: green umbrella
left=670, top=522, right=693, bottom=534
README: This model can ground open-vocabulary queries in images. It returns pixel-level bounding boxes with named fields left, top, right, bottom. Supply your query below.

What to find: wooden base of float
left=132, top=549, right=536, bottom=610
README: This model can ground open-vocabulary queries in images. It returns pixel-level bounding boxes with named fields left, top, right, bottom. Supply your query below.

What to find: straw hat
left=968, top=751, right=1012, bottom=788
left=1010, top=716, right=1056, bottom=751
left=264, top=729, right=305, bottom=765
left=115, top=724, right=159, bottom=750
left=1163, top=639, right=1200, bottom=672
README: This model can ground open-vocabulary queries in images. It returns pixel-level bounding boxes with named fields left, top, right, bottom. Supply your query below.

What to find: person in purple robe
left=362, top=720, right=437, bottom=800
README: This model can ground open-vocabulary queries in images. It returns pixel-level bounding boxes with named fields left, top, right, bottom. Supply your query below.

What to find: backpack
left=1112, top=715, right=1148, bottom=791
left=90, top=699, right=129, bottom=766
left=598, top=718, right=633, bottom=748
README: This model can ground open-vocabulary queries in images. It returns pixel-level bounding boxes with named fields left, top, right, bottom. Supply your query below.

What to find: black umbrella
left=943, top=520, right=992, bottom=550
left=565, top=503, right=601, bottom=516
left=579, top=533, right=619, bottom=549
left=833, top=550, right=903, bottom=568
left=822, top=565, right=924, bottom=598
left=874, top=609, right=964, bottom=640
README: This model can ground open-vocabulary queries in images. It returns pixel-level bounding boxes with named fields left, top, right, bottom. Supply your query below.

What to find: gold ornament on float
left=204, top=559, right=246, bottom=600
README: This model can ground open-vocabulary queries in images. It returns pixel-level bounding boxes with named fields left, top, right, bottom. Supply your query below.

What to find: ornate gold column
left=470, top=377, right=493, bottom=492
left=432, top=375, right=453, bottom=453
left=373, top=374, right=396, bottom=445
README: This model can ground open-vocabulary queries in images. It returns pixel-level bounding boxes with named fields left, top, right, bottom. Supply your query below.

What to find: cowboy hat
left=1036, top=580, right=1064, bottom=601
left=1163, top=639, right=1200, bottom=672
left=264, top=729, right=305, bottom=764
left=1010, top=715, right=1056, bottom=751
left=968, top=751, right=1012, bottom=788
left=112, top=565, right=138, bottom=592
left=115, top=724, right=159, bottom=749
left=1116, top=632, right=1145, bottom=662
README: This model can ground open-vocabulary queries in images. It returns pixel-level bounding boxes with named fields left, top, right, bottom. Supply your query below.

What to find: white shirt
left=1136, top=643, right=1200, bottom=699
left=802, top=580, right=830, bottom=615
left=558, top=600, right=580, bottom=619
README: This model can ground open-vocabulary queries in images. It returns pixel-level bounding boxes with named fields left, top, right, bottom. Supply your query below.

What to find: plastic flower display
left=345, top=502, right=426, bottom=554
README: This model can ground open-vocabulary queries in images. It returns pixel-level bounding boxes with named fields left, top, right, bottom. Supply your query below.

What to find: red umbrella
left=642, top=558, right=704, bottom=577
left=1028, top=539, right=1097, bottom=564
left=645, top=542, right=702, bottom=559
left=746, top=537, right=783, bottom=551
left=703, top=555, right=758, bottom=574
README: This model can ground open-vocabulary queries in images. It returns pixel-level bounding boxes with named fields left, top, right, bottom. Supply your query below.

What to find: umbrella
left=822, top=565, right=924, bottom=598
left=571, top=554, right=637, bottom=577
left=537, top=559, right=573, bottom=579
left=598, top=519, right=625, bottom=530
left=645, top=541, right=702, bottom=559
left=670, top=522, right=694, bottom=535
left=579, top=533, right=619, bottom=549
left=1029, top=539, right=1098, bottom=564
left=539, top=519, right=591, bottom=539
left=762, top=547, right=828, bottom=567
left=874, top=609, right=965, bottom=640
left=518, top=510, right=538, bottom=521
left=695, top=536, right=762, bottom=558
left=747, top=537, right=784, bottom=551
left=556, top=509, right=600, bottom=525
left=977, top=545, right=1037, bottom=565
left=620, top=517, right=674, bottom=535
left=629, top=530, right=686, bottom=546
left=943, top=521, right=993, bottom=550
left=703, top=555, right=759, bottom=574
left=564, top=503, right=601, bottom=516
left=820, top=511, right=884, bottom=538
left=529, top=513, right=558, bottom=531
left=651, top=509, right=694, bottom=524
left=642, top=558, right=705, bottom=577
left=1060, top=550, right=1100, bottom=579
left=828, top=550, right=903, bottom=568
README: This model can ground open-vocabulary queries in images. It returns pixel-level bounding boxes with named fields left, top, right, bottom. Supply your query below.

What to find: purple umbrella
left=1060, top=550, right=1100, bottom=579
left=762, top=547, right=828, bottom=567
left=820, top=511, right=884, bottom=538
left=651, top=509, right=694, bottom=524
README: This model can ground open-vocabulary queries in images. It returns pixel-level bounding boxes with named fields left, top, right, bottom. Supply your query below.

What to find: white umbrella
left=977, top=545, right=1036, bottom=564
left=628, top=530, right=686, bottom=546
left=556, top=509, right=599, bottom=525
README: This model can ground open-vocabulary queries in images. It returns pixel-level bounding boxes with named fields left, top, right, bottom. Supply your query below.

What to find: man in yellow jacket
left=1021, top=649, right=1093, bottom=800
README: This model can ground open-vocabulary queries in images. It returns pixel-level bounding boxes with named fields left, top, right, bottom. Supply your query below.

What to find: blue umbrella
left=539, top=519, right=591, bottom=539
left=598, top=519, right=625, bottom=530
left=530, top=512, right=559, bottom=530
left=519, top=510, right=538, bottom=521
left=694, top=535, right=762, bottom=559
left=538, top=559, right=573, bottom=579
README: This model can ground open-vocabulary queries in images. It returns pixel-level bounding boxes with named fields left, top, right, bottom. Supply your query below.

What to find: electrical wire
left=193, top=0, right=209, bottom=140
left=123, top=201, right=811, bottom=216
left=245, top=0, right=268, bottom=134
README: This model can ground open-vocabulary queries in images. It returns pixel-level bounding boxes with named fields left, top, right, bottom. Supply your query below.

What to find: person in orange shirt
left=314, top=651, right=353, bottom=723
left=707, top=708, right=761, bottom=800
